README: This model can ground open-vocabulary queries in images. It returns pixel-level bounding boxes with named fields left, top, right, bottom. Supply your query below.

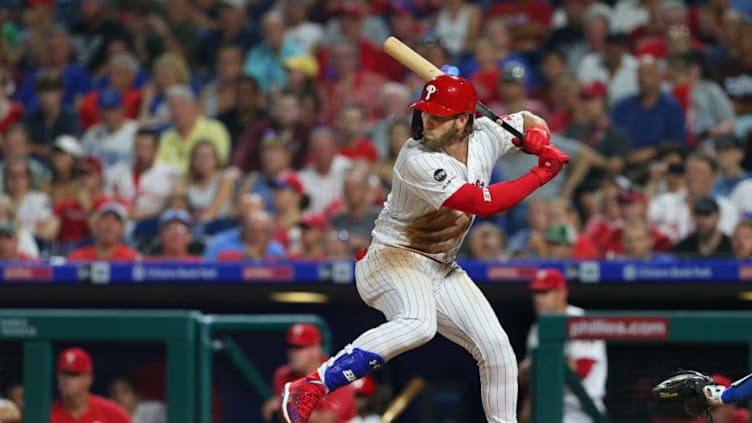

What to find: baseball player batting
left=281, top=74, right=570, bottom=423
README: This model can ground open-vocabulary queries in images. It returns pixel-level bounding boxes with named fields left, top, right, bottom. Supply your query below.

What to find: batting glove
left=530, top=145, right=570, bottom=185
left=521, top=124, right=550, bottom=155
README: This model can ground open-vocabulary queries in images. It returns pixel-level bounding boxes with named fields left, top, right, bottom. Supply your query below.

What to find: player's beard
left=423, top=125, right=459, bottom=152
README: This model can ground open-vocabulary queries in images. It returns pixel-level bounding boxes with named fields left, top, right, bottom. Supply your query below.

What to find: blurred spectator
left=611, top=0, right=655, bottom=34
left=232, top=89, right=309, bottom=173
left=488, top=0, right=554, bottom=52
left=649, top=153, right=738, bottom=243
left=434, top=0, right=482, bottom=57
left=70, top=0, right=128, bottom=72
left=236, top=132, right=295, bottom=212
left=261, top=323, right=356, bottom=422
left=244, top=10, right=305, bottom=94
left=14, top=26, right=91, bottom=110
left=507, top=198, right=549, bottom=258
left=200, top=44, right=244, bottom=118
left=0, top=195, right=39, bottom=259
left=323, top=230, right=353, bottom=260
left=547, top=75, right=582, bottom=133
left=630, top=0, right=691, bottom=48
left=287, top=214, right=328, bottom=260
left=732, top=220, right=752, bottom=259
left=106, top=128, right=179, bottom=220
left=547, top=196, right=599, bottom=259
left=138, top=52, right=192, bottom=129
left=543, top=223, right=579, bottom=260
left=643, top=144, right=686, bottom=198
left=584, top=182, right=623, bottom=254
left=673, top=196, right=733, bottom=258
left=196, top=0, right=259, bottom=76
left=282, top=0, right=324, bottom=54
left=720, top=21, right=752, bottom=139
left=601, top=188, right=673, bottom=258
left=51, top=347, right=130, bottom=423
left=372, top=119, right=410, bottom=189
left=565, top=81, right=631, bottom=185
left=0, top=69, right=23, bottom=134
left=488, top=63, right=550, bottom=120
left=109, top=376, right=166, bottom=423
left=67, top=201, right=139, bottom=261
left=147, top=209, right=200, bottom=261
left=576, top=4, right=613, bottom=65
left=320, top=2, right=389, bottom=71
left=336, top=103, right=378, bottom=162
left=15, top=0, right=54, bottom=69
left=381, top=2, right=423, bottom=81
left=269, top=171, right=308, bottom=249
left=619, top=218, right=674, bottom=261
left=4, top=157, right=58, bottom=241
left=0, top=220, right=34, bottom=261
left=530, top=49, right=570, bottom=109
left=203, top=210, right=286, bottom=261
left=366, top=82, right=411, bottom=159
left=611, top=56, right=686, bottom=166
left=318, top=39, right=386, bottom=125
left=149, top=0, right=202, bottom=63
left=578, top=32, right=639, bottom=105
left=80, top=89, right=138, bottom=166
left=171, top=140, right=237, bottom=223
left=216, top=75, right=264, bottom=144
left=283, top=54, right=322, bottom=127
left=0, top=124, right=51, bottom=190
left=299, top=127, right=353, bottom=215
left=712, top=135, right=750, bottom=197
left=156, top=85, right=230, bottom=174
left=330, top=164, right=380, bottom=252
left=465, top=32, right=527, bottom=105
left=467, top=222, right=507, bottom=261
left=541, top=0, right=587, bottom=70
left=78, top=53, right=143, bottom=130
left=666, top=52, right=735, bottom=146
left=22, top=70, right=81, bottom=157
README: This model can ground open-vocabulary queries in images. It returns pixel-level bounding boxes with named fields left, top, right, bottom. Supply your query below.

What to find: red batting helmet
left=411, top=75, right=477, bottom=116
left=352, top=374, right=376, bottom=397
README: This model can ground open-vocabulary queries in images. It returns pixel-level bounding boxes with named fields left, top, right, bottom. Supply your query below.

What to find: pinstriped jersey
left=370, top=114, right=524, bottom=263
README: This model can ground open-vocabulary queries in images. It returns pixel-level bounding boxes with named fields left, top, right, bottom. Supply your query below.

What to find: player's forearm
left=521, top=111, right=549, bottom=133
left=442, top=173, right=542, bottom=218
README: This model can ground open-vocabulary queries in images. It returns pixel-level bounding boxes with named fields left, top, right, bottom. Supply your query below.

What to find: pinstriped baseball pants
left=349, top=241, right=518, bottom=423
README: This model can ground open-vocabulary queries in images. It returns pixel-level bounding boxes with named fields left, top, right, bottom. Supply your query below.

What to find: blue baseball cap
left=98, top=88, right=122, bottom=109
left=159, top=208, right=191, bottom=229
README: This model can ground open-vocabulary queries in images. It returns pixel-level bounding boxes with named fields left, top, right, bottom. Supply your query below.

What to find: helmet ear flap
left=411, top=109, right=423, bottom=140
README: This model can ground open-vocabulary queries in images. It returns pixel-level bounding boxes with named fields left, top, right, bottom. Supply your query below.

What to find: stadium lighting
left=270, top=291, right=330, bottom=304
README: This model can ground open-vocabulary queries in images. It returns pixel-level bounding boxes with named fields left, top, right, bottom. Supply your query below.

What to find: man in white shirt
left=81, top=88, right=138, bottom=167
left=577, top=33, right=639, bottom=104
left=520, top=268, right=608, bottom=423
left=298, top=127, right=353, bottom=215
left=105, top=128, right=178, bottom=220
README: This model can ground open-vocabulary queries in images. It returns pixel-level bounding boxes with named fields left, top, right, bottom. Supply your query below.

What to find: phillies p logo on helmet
left=424, top=85, right=437, bottom=100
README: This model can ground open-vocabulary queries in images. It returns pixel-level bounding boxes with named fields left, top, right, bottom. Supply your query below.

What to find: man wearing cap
left=51, top=347, right=131, bottom=423
left=348, top=375, right=380, bottom=423
left=673, top=196, right=733, bottom=257
left=67, top=201, right=139, bottom=261
left=149, top=208, right=199, bottom=261
left=80, top=88, right=138, bottom=167
left=288, top=213, right=328, bottom=260
left=713, top=135, right=751, bottom=197
left=270, top=171, right=309, bottom=249
left=489, top=63, right=550, bottom=120
left=519, top=269, right=607, bottom=423
left=50, top=348, right=131, bottom=423
left=564, top=81, right=631, bottom=184
left=262, top=323, right=356, bottom=423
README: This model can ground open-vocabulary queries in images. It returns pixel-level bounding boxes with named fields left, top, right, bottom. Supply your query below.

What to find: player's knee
left=408, top=318, right=437, bottom=346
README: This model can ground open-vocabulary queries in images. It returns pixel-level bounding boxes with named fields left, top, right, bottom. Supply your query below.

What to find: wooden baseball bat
left=382, top=36, right=525, bottom=143
left=380, top=376, right=426, bottom=423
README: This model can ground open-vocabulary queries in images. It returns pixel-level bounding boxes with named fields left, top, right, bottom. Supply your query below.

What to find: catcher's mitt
left=652, top=370, right=715, bottom=417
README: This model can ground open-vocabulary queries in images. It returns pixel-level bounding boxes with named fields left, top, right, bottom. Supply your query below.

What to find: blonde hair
left=152, top=52, right=190, bottom=85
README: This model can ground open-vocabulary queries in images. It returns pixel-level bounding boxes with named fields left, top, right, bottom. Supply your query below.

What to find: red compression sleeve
left=442, top=172, right=542, bottom=217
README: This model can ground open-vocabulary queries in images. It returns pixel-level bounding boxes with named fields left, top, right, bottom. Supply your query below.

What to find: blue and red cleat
left=281, top=371, right=326, bottom=423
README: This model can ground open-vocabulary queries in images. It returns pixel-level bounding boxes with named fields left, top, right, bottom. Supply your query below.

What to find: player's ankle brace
left=318, top=344, right=384, bottom=393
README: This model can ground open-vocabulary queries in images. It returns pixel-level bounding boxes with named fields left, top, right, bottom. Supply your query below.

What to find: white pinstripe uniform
left=349, top=114, right=524, bottom=423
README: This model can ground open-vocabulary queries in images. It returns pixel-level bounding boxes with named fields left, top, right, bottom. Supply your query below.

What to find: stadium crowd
left=0, top=0, right=751, bottom=262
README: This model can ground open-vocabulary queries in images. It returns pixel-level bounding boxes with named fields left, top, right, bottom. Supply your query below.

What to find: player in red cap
left=518, top=268, right=608, bottom=423
left=261, top=323, right=356, bottom=423
left=282, top=74, right=570, bottom=423
left=349, top=375, right=380, bottom=423
left=51, top=347, right=131, bottom=423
